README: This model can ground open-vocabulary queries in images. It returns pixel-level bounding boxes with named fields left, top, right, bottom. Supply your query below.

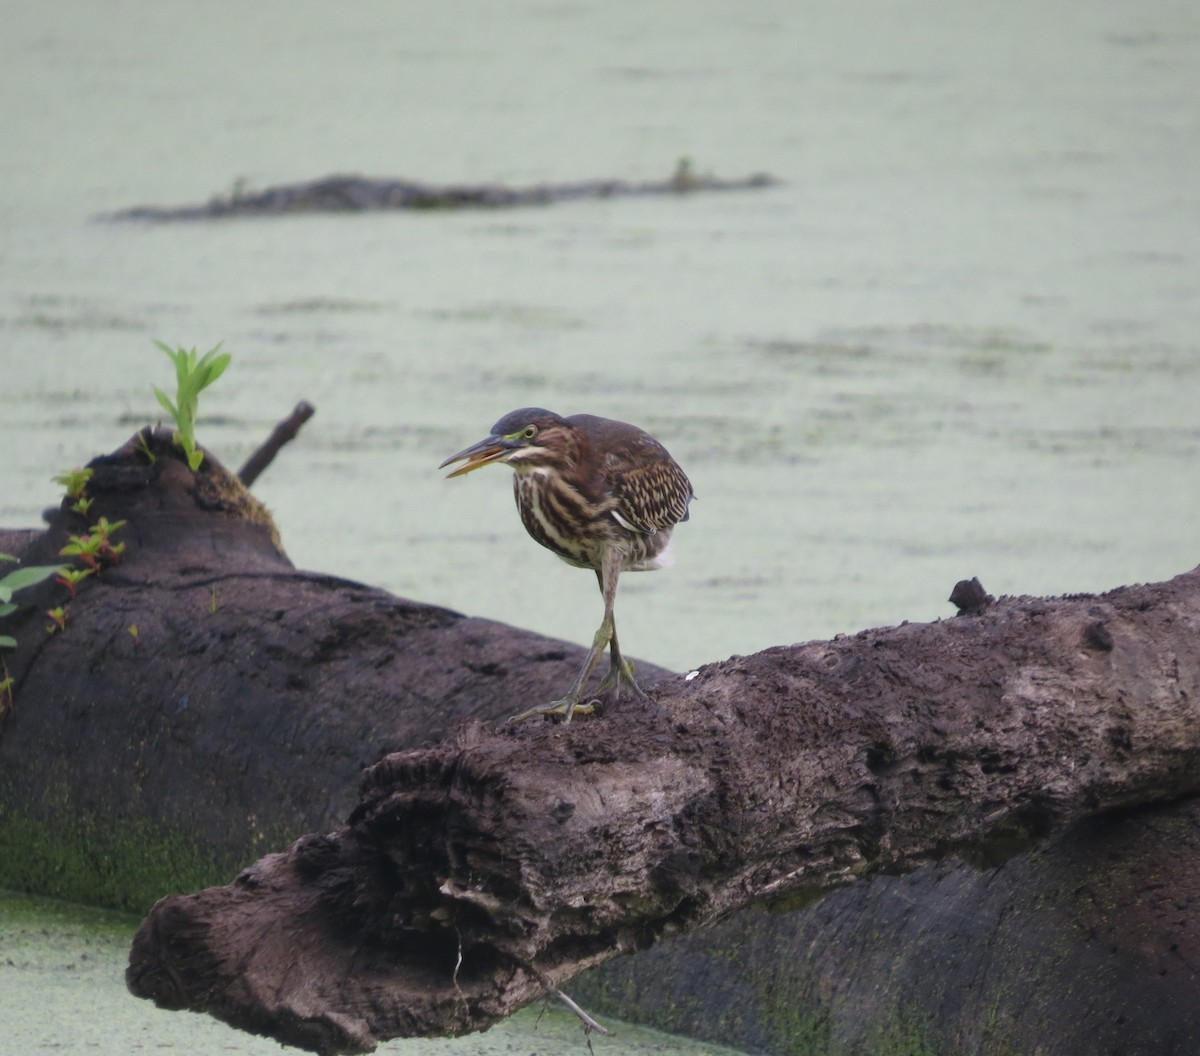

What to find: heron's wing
left=608, top=449, right=694, bottom=534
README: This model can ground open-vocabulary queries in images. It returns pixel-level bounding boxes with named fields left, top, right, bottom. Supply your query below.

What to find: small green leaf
left=154, top=387, right=179, bottom=420
left=1, top=564, right=68, bottom=593
left=0, top=635, right=16, bottom=649
left=90, top=517, right=127, bottom=538
left=199, top=350, right=231, bottom=387
left=51, top=468, right=94, bottom=499
left=153, top=341, right=230, bottom=468
left=174, top=347, right=192, bottom=389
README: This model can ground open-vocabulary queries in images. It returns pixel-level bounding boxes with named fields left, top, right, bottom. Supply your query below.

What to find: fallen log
left=98, top=163, right=779, bottom=221
left=124, top=556, right=1200, bottom=1054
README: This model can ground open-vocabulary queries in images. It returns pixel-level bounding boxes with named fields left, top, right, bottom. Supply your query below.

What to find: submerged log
left=99, top=163, right=779, bottom=221
left=124, top=554, right=1200, bottom=1054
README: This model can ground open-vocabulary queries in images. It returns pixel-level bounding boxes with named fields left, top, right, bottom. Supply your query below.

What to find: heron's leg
left=594, top=556, right=646, bottom=700
left=509, top=548, right=622, bottom=724
left=596, top=619, right=647, bottom=700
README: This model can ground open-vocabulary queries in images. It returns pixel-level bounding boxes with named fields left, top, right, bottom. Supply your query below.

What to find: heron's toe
left=509, top=696, right=597, bottom=725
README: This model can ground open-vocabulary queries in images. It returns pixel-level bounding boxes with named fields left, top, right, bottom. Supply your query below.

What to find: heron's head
left=439, top=408, right=577, bottom=478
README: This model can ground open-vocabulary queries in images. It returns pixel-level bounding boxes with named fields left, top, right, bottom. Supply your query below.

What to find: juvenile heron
left=440, top=408, right=694, bottom=723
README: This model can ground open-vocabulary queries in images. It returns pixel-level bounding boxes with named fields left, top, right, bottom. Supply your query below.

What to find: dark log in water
left=120, top=533, right=1200, bottom=1051
left=100, top=163, right=780, bottom=222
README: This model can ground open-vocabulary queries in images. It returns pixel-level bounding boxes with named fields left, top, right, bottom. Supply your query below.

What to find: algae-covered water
left=2, top=0, right=1199, bottom=1052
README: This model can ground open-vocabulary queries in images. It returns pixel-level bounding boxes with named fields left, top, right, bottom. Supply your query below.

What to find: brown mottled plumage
left=440, top=408, right=694, bottom=722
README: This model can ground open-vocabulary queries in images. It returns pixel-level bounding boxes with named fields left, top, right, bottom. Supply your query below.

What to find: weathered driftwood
left=124, top=552, right=1200, bottom=1054
left=99, top=165, right=779, bottom=221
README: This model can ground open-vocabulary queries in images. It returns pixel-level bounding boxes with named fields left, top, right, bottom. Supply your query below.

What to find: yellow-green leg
left=510, top=548, right=629, bottom=724
left=594, top=620, right=646, bottom=700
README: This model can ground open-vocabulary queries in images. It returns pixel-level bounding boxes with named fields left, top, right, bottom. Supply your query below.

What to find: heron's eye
left=522, top=425, right=538, bottom=440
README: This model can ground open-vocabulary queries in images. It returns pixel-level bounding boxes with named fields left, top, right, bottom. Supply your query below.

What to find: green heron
left=440, top=408, right=694, bottom=723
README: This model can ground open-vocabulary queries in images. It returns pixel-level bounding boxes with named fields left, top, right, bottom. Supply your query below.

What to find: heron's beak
left=439, top=435, right=515, bottom=478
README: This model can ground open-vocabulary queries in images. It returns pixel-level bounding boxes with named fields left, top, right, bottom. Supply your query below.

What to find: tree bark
left=124, top=554, right=1200, bottom=1054
left=571, top=794, right=1200, bottom=1055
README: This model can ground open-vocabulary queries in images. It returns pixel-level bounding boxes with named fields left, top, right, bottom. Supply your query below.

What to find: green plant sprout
left=55, top=567, right=96, bottom=598
left=135, top=431, right=157, bottom=465
left=51, top=468, right=93, bottom=499
left=0, top=554, right=69, bottom=649
left=153, top=341, right=231, bottom=471
left=90, top=516, right=126, bottom=544
left=59, top=535, right=103, bottom=567
left=46, top=605, right=68, bottom=634
left=51, top=467, right=96, bottom=516
left=59, top=517, right=127, bottom=570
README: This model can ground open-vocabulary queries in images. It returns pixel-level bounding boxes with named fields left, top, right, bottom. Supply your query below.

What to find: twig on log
left=238, top=401, right=315, bottom=486
left=552, top=989, right=610, bottom=1037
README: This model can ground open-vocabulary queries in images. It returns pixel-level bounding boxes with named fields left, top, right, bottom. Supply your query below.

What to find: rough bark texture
left=574, top=795, right=1200, bottom=1055
left=0, top=428, right=669, bottom=910
left=124, top=559, right=1200, bottom=1054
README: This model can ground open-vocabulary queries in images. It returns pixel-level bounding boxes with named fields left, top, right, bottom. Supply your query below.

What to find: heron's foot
left=508, top=696, right=597, bottom=725
left=595, top=655, right=648, bottom=701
